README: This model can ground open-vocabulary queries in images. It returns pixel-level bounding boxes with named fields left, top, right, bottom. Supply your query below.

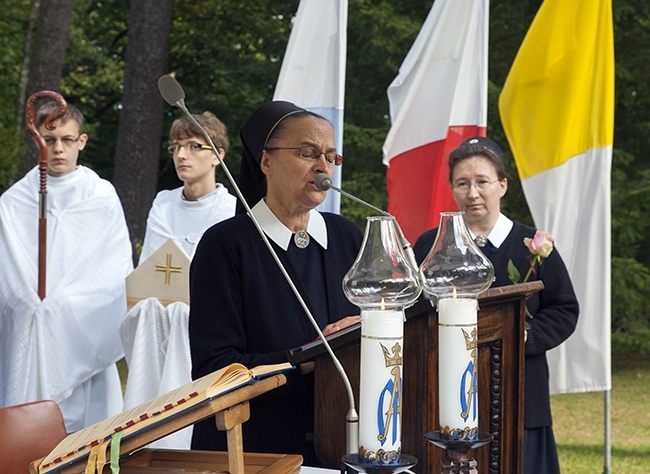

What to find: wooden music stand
left=289, top=281, right=543, bottom=474
left=30, top=375, right=302, bottom=474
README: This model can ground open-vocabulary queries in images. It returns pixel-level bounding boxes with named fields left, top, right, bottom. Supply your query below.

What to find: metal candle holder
left=425, top=431, right=493, bottom=474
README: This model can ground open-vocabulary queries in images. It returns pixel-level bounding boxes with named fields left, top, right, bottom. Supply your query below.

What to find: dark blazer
left=414, top=220, right=579, bottom=428
left=189, top=211, right=362, bottom=458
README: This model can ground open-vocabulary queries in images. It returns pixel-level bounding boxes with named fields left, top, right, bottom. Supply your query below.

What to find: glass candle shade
left=419, top=211, right=494, bottom=300
left=343, top=216, right=421, bottom=310
left=419, top=211, right=494, bottom=441
left=343, top=215, right=422, bottom=464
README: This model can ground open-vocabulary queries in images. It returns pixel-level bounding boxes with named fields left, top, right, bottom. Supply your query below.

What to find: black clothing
left=414, top=221, right=579, bottom=428
left=189, top=212, right=363, bottom=463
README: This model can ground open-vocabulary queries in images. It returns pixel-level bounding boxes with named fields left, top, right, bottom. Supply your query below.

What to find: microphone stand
left=157, top=75, right=359, bottom=455
left=314, top=174, right=421, bottom=277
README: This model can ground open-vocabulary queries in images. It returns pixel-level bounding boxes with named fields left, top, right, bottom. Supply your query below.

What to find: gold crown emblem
left=462, top=327, right=478, bottom=351
left=381, top=342, right=403, bottom=367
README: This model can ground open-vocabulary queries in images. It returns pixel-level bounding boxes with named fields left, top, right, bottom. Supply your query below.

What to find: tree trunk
left=20, top=0, right=74, bottom=177
left=113, top=0, right=174, bottom=256
left=14, top=0, right=40, bottom=135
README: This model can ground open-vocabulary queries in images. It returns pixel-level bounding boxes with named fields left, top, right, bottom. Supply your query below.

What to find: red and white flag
left=383, top=0, right=489, bottom=243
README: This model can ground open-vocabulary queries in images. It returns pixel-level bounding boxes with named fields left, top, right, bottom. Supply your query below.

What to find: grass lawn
left=552, top=354, right=650, bottom=473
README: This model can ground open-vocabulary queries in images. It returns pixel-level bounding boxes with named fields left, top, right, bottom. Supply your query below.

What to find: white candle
left=438, top=297, right=479, bottom=440
left=358, top=309, right=404, bottom=464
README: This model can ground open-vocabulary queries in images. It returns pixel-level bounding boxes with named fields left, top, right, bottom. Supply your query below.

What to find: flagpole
left=604, top=390, right=611, bottom=474
left=24, top=91, right=68, bottom=300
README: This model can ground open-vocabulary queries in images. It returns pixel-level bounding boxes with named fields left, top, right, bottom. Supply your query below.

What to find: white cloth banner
left=273, top=0, right=348, bottom=214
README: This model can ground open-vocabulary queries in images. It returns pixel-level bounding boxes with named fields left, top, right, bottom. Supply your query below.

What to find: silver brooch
left=294, top=230, right=310, bottom=249
left=474, top=234, right=488, bottom=247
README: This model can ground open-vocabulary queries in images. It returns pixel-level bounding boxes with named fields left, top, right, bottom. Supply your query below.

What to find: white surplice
left=120, top=183, right=234, bottom=448
left=119, top=298, right=192, bottom=448
left=138, top=184, right=236, bottom=264
left=0, top=165, right=133, bottom=432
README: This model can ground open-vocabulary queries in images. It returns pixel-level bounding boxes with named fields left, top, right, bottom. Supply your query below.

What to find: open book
left=38, top=361, right=293, bottom=473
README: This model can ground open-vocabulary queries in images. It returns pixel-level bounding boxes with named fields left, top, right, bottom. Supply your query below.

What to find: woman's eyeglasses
left=452, top=179, right=500, bottom=193
left=265, top=146, right=343, bottom=166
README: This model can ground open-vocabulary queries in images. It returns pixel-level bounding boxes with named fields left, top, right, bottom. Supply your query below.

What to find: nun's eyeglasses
left=265, top=146, right=343, bottom=166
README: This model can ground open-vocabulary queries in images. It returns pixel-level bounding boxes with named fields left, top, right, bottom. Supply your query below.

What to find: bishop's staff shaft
left=25, top=91, right=67, bottom=300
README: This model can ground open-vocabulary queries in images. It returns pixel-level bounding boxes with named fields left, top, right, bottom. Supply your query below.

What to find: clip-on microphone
left=157, top=75, right=359, bottom=455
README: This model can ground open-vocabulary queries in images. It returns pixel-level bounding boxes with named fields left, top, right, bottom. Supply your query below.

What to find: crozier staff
left=189, top=101, right=362, bottom=465
left=24, top=91, right=67, bottom=299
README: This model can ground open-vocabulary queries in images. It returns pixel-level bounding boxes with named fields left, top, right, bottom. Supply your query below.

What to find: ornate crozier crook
left=25, top=91, right=67, bottom=300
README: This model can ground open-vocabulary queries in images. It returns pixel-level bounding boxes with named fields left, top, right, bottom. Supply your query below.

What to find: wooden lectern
left=289, top=281, right=543, bottom=474
left=30, top=375, right=302, bottom=474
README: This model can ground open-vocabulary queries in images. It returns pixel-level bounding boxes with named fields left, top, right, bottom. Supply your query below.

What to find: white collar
left=250, top=199, right=328, bottom=251
left=483, top=213, right=513, bottom=248
left=467, top=213, right=513, bottom=249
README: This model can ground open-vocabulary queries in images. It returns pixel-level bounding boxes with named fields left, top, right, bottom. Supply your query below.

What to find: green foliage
left=340, top=170, right=388, bottom=229
left=612, top=328, right=650, bottom=355
left=611, top=257, right=650, bottom=332
left=60, top=0, right=129, bottom=180
left=0, top=0, right=31, bottom=191
left=2, top=0, right=650, bottom=338
left=0, top=128, right=24, bottom=193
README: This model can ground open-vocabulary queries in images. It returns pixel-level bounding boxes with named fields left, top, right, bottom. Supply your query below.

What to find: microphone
left=314, top=173, right=421, bottom=276
left=158, top=75, right=359, bottom=455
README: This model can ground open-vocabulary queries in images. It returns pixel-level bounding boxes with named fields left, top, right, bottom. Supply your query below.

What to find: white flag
left=274, top=0, right=348, bottom=214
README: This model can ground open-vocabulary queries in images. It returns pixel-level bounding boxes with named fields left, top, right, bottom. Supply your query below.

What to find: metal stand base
left=425, top=431, right=493, bottom=474
left=341, top=453, right=417, bottom=473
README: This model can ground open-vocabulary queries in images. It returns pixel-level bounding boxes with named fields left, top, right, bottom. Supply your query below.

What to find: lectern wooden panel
left=290, top=281, right=542, bottom=474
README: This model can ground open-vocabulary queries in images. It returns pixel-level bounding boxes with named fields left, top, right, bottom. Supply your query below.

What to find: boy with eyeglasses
left=138, top=111, right=236, bottom=263
left=0, top=98, right=133, bottom=432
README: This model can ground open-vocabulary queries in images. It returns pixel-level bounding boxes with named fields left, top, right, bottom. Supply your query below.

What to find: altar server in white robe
left=120, top=111, right=235, bottom=449
left=138, top=111, right=236, bottom=264
left=0, top=99, right=133, bottom=433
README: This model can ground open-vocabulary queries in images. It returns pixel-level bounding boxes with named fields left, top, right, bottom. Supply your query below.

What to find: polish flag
left=382, top=0, right=489, bottom=243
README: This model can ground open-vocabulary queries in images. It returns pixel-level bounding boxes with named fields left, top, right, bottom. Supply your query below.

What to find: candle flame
left=452, top=287, right=457, bottom=299
left=381, top=297, right=385, bottom=311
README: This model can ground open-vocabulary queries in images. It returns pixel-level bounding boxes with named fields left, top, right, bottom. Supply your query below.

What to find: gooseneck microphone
left=314, top=173, right=421, bottom=275
left=158, top=75, right=359, bottom=455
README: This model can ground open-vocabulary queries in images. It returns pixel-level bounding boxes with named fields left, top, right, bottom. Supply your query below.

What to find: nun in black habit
left=188, top=101, right=363, bottom=465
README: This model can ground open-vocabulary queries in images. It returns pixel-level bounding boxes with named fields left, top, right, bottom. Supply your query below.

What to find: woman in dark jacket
left=189, top=101, right=362, bottom=466
left=414, top=136, right=579, bottom=474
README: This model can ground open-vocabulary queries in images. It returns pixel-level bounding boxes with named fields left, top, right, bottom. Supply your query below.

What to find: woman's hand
left=300, top=316, right=360, bottom=375
left=322, top=315, right=360, bottom=336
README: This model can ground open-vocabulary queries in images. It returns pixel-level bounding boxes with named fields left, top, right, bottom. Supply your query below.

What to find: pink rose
left=523, top=230, right=554, bottom=258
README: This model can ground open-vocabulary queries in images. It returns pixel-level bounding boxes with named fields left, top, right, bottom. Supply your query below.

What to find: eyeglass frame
left=167, top=142, right=213, bottom=155
left=451, top=178, right=502, bottom=193
left=43, top=135, right=81, bottom=147
left=264, top=146, right=343, bottom=166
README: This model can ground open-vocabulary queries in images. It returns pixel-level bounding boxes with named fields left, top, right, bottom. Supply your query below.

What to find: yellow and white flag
left=499, top=0, right=614, bottom=393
